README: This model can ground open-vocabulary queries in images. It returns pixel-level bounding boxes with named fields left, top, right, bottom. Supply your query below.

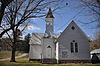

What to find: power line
left=56, top=8, right=86, bottom=32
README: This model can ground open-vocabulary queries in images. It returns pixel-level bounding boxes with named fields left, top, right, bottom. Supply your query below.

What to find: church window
left=75, top=43, right=78, bottom=53
left=70, top=41, right=78, bottom=53
left=71, top=26, right=75, bottom=30
left=73, top=40, right=75, bottom=42
left=47, top=45, right=51, bottom=48
left=70, top=42, right=74, bottom=53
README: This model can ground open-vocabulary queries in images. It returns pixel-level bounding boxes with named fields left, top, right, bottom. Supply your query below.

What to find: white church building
left=29, top=8, right=90, bottom=63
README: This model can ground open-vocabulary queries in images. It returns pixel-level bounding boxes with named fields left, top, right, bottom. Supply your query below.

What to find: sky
left=1, top=0, right=99, bottom=39
left=23, top=0, right=100, bottom=39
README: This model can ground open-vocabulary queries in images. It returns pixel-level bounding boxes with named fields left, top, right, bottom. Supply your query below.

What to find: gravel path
left=0, top=53, right=28, bottom=61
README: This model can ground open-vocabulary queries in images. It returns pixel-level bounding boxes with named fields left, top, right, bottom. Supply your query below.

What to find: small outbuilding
left=90, top=49, right=100, bottom=59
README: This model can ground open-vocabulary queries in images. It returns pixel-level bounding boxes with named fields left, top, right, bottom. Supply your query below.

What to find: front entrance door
left=46, top=46, right=52, bottom=58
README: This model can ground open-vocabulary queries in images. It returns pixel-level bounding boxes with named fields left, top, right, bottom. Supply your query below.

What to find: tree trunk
left=10, top=32, right=17, bottom=62
left=10, top=42, right=16, bottom=62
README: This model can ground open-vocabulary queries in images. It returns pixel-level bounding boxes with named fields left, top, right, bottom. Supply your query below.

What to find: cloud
left=26, top=25, right=41, bottom=31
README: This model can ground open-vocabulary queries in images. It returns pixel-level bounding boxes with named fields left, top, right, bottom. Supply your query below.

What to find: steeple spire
left=46, top=8, right=54, bottom=18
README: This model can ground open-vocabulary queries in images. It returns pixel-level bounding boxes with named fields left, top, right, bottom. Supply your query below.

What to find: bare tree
left=90, top=32, right=100, bottom=51
left=78, top=0, right=100, bottom=28
left=0, top=0, right=65, bottom=62
left=0, top=0, right=65, bottom=38
left=0, top=0, right=13, bottom=25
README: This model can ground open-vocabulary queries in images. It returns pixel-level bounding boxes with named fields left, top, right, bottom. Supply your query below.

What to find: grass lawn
left=0, top=56, right=100, bottom=66
left=0, top=51, right=24, bottom=59
left=0, top=61, right=100, bottom=66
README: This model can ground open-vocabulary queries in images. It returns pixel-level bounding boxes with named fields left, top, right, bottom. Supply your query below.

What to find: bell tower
left=45, top=8, right=54, bottom=37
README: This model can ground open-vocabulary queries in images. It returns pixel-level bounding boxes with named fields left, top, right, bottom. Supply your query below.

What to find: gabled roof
left=46, top=8, right=54, bottom=18
left=29, top=33, right=59, bottom=45
left=29, top=33, right=44, bottom=45
left=58, top=20, right=90, bottom=41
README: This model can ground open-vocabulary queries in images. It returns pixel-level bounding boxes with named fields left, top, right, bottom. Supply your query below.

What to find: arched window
left=70, top=40, right=78, bottom=53
left=73, top=40, right=75, bottom=42
left=47, top=45, right=52, bottom=58
left=70, top=42, right=74, bottom=53
left=75, top=43, right=78, bottom=53
left=47, top=45, right=51, bottom=48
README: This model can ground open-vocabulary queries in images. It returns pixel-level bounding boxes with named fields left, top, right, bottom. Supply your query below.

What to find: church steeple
left=45, top=8, right=54, bottom=22
left=45, top=8, right=54, bottom=37
left=46, top=8, right=54, bottom=18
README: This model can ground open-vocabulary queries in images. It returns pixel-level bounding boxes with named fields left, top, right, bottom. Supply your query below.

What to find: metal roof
left=29, top=33, right=59, bottom=45
left=90, top=49, right=100, bottom=54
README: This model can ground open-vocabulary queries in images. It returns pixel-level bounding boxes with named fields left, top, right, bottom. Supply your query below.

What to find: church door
left=46, top=46, right=52, bottom=58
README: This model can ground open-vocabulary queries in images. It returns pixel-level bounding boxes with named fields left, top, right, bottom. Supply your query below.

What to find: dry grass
left=0, top=51, right=23, bottom=59
left=0, top=51, right=11, bottom=59
left=0, top=56, right=100, bottom=66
